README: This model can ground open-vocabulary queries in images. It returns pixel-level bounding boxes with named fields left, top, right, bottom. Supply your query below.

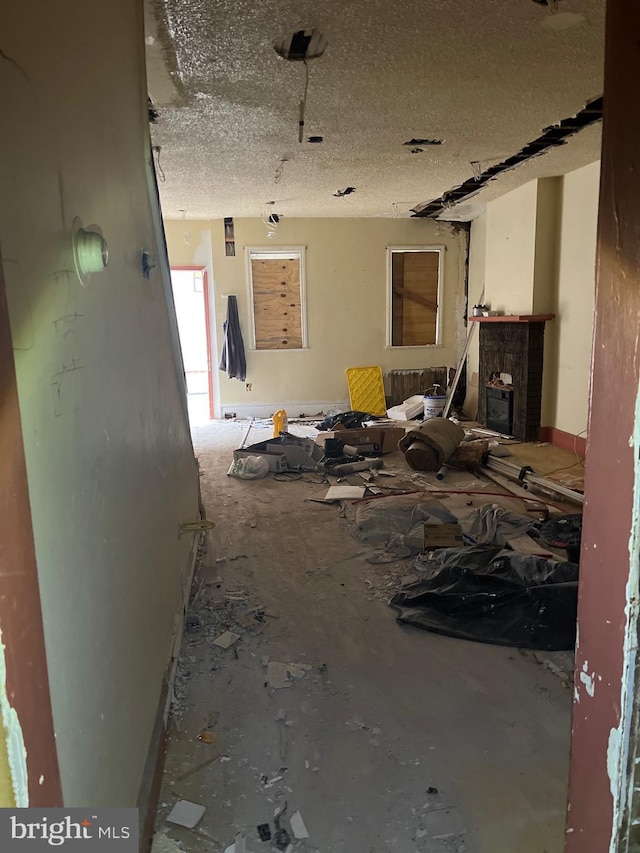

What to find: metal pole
left=443, top=287, right=484, bottom=419
left=483, top=455, right=583, bottom=504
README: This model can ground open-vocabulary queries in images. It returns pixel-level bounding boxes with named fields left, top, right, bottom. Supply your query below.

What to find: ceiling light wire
left=260, top=204, right=279, bottom=238
left=298, top=59, right=310, bottom=144
left=274, top=157, right=288, bottom=184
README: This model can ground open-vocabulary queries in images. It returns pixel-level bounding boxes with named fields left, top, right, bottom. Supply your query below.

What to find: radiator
left=384, top=367, right=449, bottom=407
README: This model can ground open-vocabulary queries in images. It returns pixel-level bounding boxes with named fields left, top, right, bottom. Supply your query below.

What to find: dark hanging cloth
left=218, top=295, right=246, bottom=381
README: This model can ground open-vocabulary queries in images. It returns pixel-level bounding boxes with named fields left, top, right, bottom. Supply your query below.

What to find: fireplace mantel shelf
left=468, top=314, right=555, bottom=323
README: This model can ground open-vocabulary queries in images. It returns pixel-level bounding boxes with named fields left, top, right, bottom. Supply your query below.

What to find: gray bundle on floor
left=398, top=418, right=465, bottom=471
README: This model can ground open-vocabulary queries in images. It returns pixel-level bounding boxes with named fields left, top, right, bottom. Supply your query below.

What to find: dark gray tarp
left=390, top=546, right=578, bottom=650
left=218, top=295, right=246, bottom=381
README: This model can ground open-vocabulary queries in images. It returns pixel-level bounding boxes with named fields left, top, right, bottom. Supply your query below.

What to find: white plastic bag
left=228, top=455, right=269, bottom=480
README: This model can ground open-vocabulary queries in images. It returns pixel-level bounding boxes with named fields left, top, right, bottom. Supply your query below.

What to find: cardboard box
left=423, top=523, right=464, bottom=550
left=315, top=427, right=405, bottom=454
left=378, top=427, right=406, bottom=453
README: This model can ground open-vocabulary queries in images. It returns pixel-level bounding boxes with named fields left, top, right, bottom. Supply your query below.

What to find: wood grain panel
left=391, top=252, right=405, bottom=346
left=391, top=251, right=439, bottom=346
left=251, top=258, right=302, bottom=349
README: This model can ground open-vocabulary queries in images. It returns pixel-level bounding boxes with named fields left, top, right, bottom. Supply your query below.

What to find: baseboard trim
left=539, top=426, right=587, bottom=457
left=138, top=525, right=202, bottom=851
left=220, top=400, right=350, bottom=419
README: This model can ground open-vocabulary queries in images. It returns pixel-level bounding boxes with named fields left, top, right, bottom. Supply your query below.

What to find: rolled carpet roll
left=398, top=418, right=465, bottom=471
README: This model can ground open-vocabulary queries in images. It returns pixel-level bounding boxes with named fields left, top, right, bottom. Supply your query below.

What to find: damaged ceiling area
left=145, top=0, right=605, bottom=219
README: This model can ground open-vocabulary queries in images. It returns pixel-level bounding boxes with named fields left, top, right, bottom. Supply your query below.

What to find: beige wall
left=1, top=0, right=198, bottom=805
left=484, top=181, right=538, bottom=315
left=551, top=162, right=600, bottom=436
left=466, top=213, right=487, bottom=417
left=165, top=218, right=468, bottom=415
left=465, top=165, right=599, bottom=437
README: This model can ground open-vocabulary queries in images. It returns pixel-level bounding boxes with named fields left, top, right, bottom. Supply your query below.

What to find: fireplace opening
left=486, top=372, right=514, bottom=435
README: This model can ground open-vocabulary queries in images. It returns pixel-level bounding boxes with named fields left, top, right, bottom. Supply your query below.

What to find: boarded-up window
left=388, top=248, right=442, bottom=346
left=247, top=249, right=306, bottom=350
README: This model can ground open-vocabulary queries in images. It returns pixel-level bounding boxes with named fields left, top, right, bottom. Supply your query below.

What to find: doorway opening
left=170, top=267, right=214, bottom=425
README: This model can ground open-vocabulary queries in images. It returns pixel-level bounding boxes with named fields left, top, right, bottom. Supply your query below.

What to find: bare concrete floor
left=154, top=421, right=574, bottom=853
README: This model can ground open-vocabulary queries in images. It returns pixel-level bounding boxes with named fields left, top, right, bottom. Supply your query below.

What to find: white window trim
left=245, top=245, right=308, bottom=351
left=385, top=245, right=445, bottom=348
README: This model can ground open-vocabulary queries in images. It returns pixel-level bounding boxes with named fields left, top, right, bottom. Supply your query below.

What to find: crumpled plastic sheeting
left=390, top=546, right=578, bottom=650
left=460, top=503, right=537, bottom=546
left=354, top=495, right=457, bottom=558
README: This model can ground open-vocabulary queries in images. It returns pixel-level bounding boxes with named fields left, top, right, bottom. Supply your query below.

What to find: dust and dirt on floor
left=153, top=419, right=580, bottom=853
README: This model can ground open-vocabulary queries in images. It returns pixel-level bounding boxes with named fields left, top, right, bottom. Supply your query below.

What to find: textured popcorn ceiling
left=146, top=0, right=605, bottom=219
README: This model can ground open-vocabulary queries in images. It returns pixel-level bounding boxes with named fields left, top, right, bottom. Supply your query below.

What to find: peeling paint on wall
left=579, top=661, right=596, bottom=698
left=607, top=382, right=640, bottom=852
left=0, top=630, right=29, bottom=806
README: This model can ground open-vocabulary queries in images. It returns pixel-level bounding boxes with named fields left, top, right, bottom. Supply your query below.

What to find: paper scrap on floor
left=267, top=661, right=311, bottom=688
left=166, top=800, right=206, bottom=829
left=290, top=810, right=310, bottom=839
left=324, top=485, right=366, bottom=501
left=213, top=630, right=241, bottom=649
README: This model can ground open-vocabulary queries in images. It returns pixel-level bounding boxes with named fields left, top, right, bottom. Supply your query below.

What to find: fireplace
left=472, top=314, right=555, bottom=441
left=486, top=385, right=514, bottom=434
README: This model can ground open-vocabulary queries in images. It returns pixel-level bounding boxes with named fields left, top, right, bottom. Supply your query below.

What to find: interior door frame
left=171, top=265, right=215, bottom=420
left=0, top=250, right=63, bottom=806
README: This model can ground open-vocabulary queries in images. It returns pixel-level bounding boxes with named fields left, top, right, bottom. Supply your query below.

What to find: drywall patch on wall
left=0, top=630, right=28, bottom=806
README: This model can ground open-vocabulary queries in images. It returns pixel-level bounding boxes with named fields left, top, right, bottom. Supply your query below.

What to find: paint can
left=423, top=385, right=447, bottom=420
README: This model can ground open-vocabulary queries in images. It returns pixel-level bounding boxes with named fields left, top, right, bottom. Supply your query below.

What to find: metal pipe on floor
left=240, top=417, right=254, bottom=448
left=483, top=455, right=584, bottom=505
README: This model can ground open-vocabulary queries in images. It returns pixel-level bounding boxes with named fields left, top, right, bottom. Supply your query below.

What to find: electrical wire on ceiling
left=274, top=157, right=288, bottom=184
left=153, top=145, right=165, bottom=182
left=179, top=208, right=191, bottom=245
left=261, top=203, right=280, bottom=238
left=274, top=29, right=327, bottom=144
left=299, top=60, right=310, bottom=144
left=392, top=202, right=415, bottom=218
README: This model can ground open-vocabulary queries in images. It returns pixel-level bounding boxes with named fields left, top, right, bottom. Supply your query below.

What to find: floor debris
left=151, top=831, right=183, bottom=852
left=166, top=800, right=206, bottom=829
left=290, top=810, right=310, bottom=839
left=324, top=485, right=366, bottom=501
left=213, top=630, right=242, bottom=649
left=266, top=661, right=310, bottom=689
left=196, top=730, right=216, bottom=744
left=156, top=419, right=576, bottom=853
left=175, top=752, right=222, bottom=782
left=257, top=823, right=272, bottom=841
left=224, top=831, right=248, bottom=853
